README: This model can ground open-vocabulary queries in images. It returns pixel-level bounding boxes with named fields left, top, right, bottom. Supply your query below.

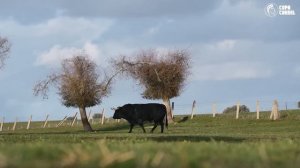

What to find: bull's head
left=112, top=106, right=122, bottom=119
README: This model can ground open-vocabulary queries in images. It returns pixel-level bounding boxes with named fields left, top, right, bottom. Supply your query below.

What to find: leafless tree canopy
left=34, top=55, right=111, bottom=108
left=34, top=54, right=113, bottom=131
left=0, top=36, right=11, bottom=69
left=114, top=49, right=190, bottom=100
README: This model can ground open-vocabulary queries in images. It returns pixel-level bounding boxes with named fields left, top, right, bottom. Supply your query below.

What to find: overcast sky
left=0, top=0, right=299, bottom=122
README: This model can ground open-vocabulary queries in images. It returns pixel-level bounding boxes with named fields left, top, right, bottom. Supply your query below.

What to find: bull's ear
left=111, top=107, right=116, bottom=111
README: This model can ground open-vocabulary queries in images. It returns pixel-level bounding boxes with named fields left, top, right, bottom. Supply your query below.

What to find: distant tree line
left=223, top=105, right=250, bottom=114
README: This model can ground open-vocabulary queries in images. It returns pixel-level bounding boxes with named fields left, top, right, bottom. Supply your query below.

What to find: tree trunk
left=163, top=97, right=173, bottom=123
left=79, top=106, right=93, bottom=131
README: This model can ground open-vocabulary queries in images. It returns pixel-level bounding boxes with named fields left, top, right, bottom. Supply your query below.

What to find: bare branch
left=33, top=73, right=61, bottom=99
left=116, top=58, right=162, bottom=82
left=100, top=68, right=124, bottom=93
left=0, top=36, right=11, bottom=69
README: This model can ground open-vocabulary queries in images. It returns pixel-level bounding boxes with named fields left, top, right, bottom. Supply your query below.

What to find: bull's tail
left=165, top=113, right=168, bottom=129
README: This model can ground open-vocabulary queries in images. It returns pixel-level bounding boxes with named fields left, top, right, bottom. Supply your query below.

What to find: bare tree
left=34, top=54, right=113, bottom=131
left=0, top=36, right=11, bottom=69
left=114, top=49, right=191, bottom=122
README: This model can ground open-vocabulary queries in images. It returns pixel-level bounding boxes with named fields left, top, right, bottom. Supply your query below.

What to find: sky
left=0, top=0, right=299, bottom=122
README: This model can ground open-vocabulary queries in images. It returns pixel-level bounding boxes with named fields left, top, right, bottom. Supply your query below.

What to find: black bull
left=113, top=103, right=168, bottom=133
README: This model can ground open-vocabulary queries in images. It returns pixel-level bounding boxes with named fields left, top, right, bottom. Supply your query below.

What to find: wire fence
left=0, top=99, right=299, bottom=132
left=172, top=100, right=299, bottom=116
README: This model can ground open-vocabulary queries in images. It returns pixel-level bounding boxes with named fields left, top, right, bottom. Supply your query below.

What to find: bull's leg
left=151, top=123, right=158, bottom=133
left=160, top=121, right=164, bottom=133
left=139, top=124, right=146, bottom=133
left=129, top=124, right=134, bottom=133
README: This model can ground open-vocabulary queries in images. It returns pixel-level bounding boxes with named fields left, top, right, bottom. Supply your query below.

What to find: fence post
left=256, top=100, right=260, bottom=119
left=27, top=115, right=32, bottom=130
left=0, top=117, right=4, bottom=132
left=236, top=101, right=240, bottom=119
left=71, top=112, right=78, bottom=127
left=171, top=102, right=174, bottom=118
left=101, top=109, right=105, bottom=125
left=87, top=110, right=92, bottom=122
left=191, top=100, right=196, bottom=119
left=285, top=102, right=288, bottom=111
left=212, top=103, right=216, bottom=118
left=270, top=100, right=280, bottom=120
left=43, top=114, right=49, bottom=128
left=56, top=116, right=67, bottom=127
left=12, top=117, right=17, bottom=131
left=270, top=101, right=273, bottom=119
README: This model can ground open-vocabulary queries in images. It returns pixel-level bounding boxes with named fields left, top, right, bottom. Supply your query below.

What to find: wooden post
left=212, top=103, right=216, bottom=118
left=0, top=117, right=4, bottom=132
left=101, top=109, right=105, bottom=125
left=43, top=114, right=49, bottom=128
left=270, top=100, right=280, bottom=120
left=285, top=102, right=288, bottom=111
left=171, top=102, right=174, bottom=118
left=191, top=100, right=196, bottom=119
left=236, top=101, right=240, bottom=119
left=270, top=101, right=273, bottom=119
left=56, top=116, right=67, bottom=127
left=87, top=110, right=92, bottom=122
left=71, top=112, right=78, bottom=127
left=12, top=117, right=17, bottom=131
left=27, top=115, right=32, bottom=130
left=256, top=100, right=260, bottom=119
left=171, top=102, right=174, bottom=111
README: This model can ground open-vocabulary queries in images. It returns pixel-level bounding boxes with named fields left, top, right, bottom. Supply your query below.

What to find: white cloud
left=35, top=40, right=141, bottom=67
left=215, top=39, right=236, bottom=50
left=0, top=16, right=115, bottom=67
left=192, top=62, right=272, bottom=81
left=0, top=16, right=114, bottom=45
left=36, top=16, right=113, bottom=41
left=201, top=39, right=237, bottom=52
left=146, top=25, right=160, bottom=36
left=143, top=19, right=175, bottom=37
left=35, top=41, right=103, bottom=67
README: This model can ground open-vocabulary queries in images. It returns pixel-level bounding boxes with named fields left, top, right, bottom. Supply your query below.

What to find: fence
left=172, top=100, right=299, bottom=117
left=0, top=108, right=115, bottom=132
left=0, top=100, right=299, bottom=132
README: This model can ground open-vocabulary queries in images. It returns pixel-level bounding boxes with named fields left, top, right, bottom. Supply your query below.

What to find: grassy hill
left=0, top=110, right=300, bottom=167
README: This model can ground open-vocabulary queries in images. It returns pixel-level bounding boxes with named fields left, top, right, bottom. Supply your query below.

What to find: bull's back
left=133, top=103, right=166, bottom=121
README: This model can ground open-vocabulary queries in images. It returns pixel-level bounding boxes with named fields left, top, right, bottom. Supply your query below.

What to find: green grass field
left=1, top=110, right=300, bottom=168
